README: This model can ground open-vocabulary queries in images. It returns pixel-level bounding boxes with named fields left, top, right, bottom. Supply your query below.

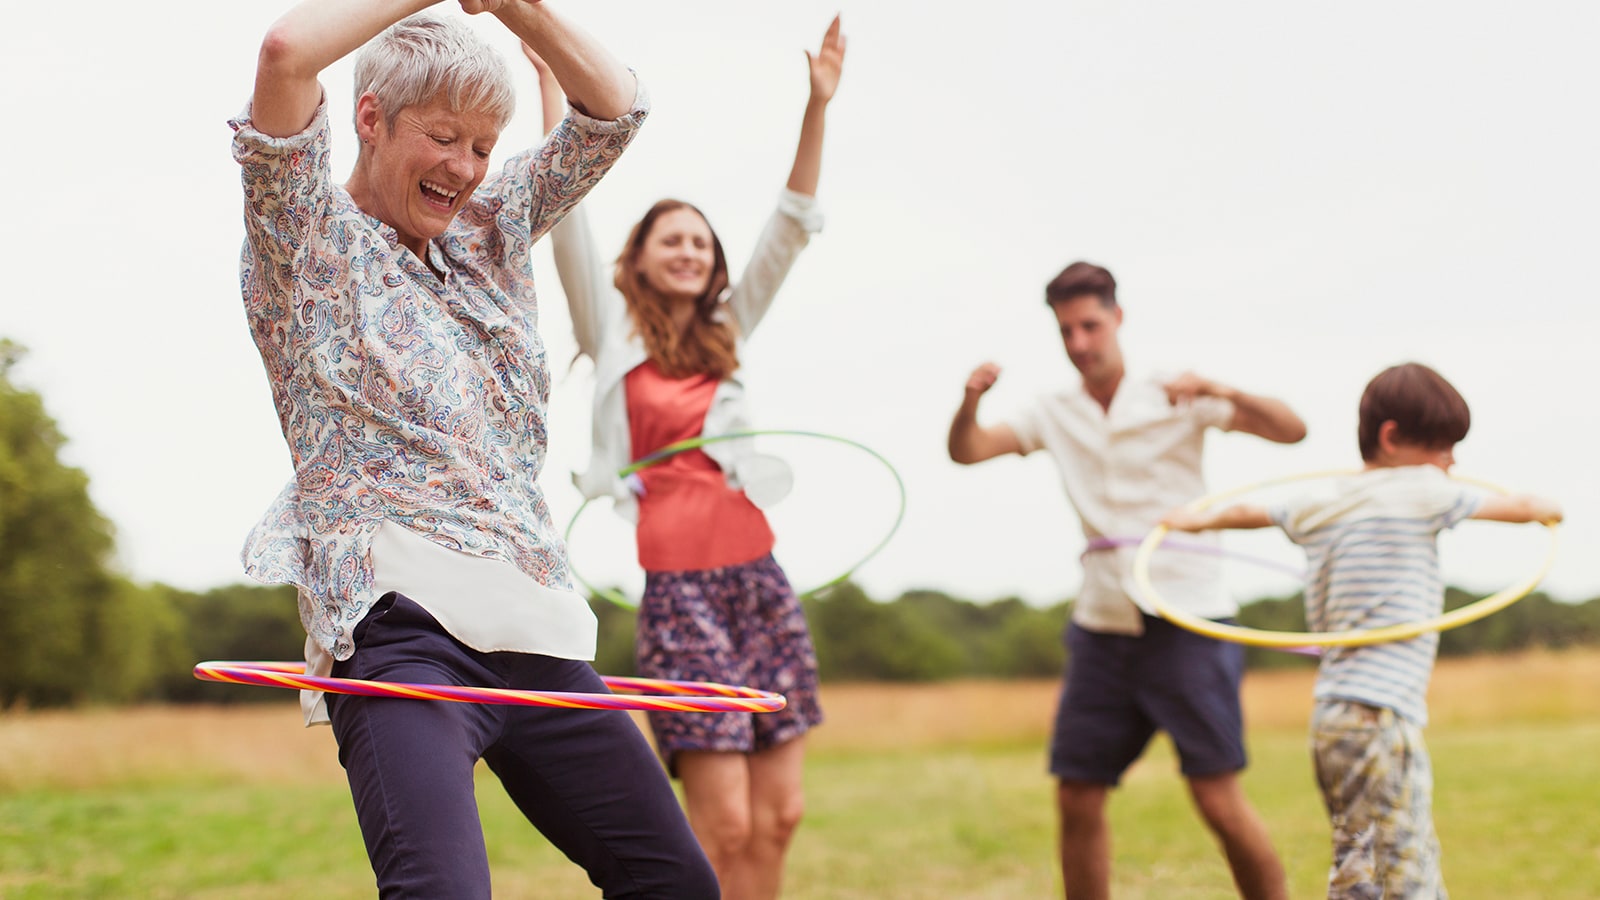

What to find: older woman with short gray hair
left=232, top=0, right=716, bottom=895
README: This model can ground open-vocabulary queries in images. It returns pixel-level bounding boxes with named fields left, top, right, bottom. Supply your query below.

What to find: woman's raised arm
left=494, top=1, right=635, bottom=121
left=786, top=15, right=846, bottom=197
left=251, top=0, right=444, bottom=138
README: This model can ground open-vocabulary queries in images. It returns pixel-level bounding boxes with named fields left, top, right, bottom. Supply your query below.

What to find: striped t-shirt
left=1271, top=466, right=1481, bottom=726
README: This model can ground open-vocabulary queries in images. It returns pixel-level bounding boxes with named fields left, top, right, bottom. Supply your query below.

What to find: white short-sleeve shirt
left=1009, top=371, right=1235, bottom=635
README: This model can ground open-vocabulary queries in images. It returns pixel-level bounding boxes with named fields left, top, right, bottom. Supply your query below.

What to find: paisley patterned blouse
left=231, top=86, right=649, bottom=661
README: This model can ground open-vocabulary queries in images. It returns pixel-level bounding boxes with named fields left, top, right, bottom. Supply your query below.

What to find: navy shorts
left=1050, top=614, right=1247, bottom=784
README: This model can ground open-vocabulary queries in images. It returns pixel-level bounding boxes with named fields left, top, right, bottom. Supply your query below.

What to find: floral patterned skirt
left=635, top=554, right=824, bottom=774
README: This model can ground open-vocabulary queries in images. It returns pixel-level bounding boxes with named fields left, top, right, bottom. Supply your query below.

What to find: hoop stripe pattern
left=1132, top=470, right=1560, bottom=648
left=193, top=661, right=787, bottom=714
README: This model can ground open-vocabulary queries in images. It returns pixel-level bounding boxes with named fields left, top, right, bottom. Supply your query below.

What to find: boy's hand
left=1535, top=500, right=1564, bottom=525
left=1161, top=507, right=1212, bottom=532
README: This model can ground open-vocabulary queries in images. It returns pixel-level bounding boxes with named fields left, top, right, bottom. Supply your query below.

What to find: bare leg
left=731, top=738, right=807, bottom=900
left=678, top=740, right=806, bottom=900
left=1057, top=779, right=1111, bottom=900
left=1187, top=772, right=1288, bottom=900
left=678, top=750, right=752, bottom=892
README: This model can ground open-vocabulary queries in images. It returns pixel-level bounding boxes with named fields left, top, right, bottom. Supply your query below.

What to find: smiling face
left=348, top=92, right=501, bottom=258
left=633, top=207, right=717, bottom=302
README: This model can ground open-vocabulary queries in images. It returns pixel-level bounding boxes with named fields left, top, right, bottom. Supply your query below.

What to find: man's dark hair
left=1357, top=363, right=1471, bottom=462
left=1045, top=261, right=1117, bottom=308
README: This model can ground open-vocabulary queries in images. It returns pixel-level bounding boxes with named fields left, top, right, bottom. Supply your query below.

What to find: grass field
left=3, top=650, right=1599, bottom=898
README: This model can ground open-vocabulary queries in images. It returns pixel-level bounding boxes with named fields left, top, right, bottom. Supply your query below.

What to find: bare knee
left=1187, top=772, right=1255, bottom=835
left=755, top=788, right=805, bottom=850
left=1057, top=780, right=1109, bottom=836
left=698, top=806, right=755, bottom=861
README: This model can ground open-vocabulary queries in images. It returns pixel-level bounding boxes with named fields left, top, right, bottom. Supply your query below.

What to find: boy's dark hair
left=1358, top=363, right=1471, bottom=462
left=1045, top=261, right=1117, bottom=308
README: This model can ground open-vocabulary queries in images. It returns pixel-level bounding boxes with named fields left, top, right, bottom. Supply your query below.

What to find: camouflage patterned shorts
left=1311, top=699, right=1446, bottom=899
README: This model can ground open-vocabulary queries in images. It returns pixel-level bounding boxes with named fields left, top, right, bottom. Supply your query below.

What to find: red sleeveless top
left=625, top=361, right=775, bottom=571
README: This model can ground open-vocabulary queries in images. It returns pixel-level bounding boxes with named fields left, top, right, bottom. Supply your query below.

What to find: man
left=947, top=261, right=1303, bottom=899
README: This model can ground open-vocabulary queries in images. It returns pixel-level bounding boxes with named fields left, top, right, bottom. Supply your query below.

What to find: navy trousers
left=327, top=593, right=718, bottom=898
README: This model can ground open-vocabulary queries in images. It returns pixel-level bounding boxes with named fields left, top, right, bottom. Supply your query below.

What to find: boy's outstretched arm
left=1162, top=503, right=1275, bottom=533
left=1472, top=494, right=1564, bottom=525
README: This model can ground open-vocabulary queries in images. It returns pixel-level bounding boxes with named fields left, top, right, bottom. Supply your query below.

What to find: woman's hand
left=807, top=14, right=847, bottom=104
left=786, top=16, right=845, bottom=196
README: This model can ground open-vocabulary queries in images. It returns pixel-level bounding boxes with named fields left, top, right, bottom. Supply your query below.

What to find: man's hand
left=966, top=362, right=1002, bottom=397
left=1162, top=371, right=1228, bottom=407
left=948, top=361, right=1022, bottom=464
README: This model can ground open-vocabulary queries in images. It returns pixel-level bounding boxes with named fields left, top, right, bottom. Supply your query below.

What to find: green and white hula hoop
left=1132, top=470, right=1560, bottom=649
left=565, top=430, right=907, bottom=608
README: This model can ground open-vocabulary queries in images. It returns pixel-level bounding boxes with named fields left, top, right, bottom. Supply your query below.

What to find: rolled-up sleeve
left=1007, top=402, right=1045, bottom=455
left=230, top=95, right=335, bottom=355
left=726, top=188, right=824, bottom=334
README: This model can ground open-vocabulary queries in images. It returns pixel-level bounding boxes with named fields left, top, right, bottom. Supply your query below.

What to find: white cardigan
left=552, top=189, right=824, bottom=521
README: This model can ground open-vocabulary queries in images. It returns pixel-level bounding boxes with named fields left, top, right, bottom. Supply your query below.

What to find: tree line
left=5, top=338, right=1599, bottom=708
left=9, top=577, right=1600, bottom=708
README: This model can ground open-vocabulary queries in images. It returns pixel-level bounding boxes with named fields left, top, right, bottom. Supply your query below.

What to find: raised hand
left=965, top=362, right=1002, bottom=397
left=806, top=15, right=847, bottom=104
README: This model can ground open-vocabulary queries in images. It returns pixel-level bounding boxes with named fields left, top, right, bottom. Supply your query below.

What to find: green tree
left=158, top=583, right=307, bottom=703
left=88, top=579, right=190, bottom=703
left=589, top=594, right=639, bottom=677
left=805, top=583, right=966, bottom=681
left=982, top=598, right=1069, bottom=678
left=1237, top=593, right=1317, bottom=670
left=0, top=341, right=121, bottom=706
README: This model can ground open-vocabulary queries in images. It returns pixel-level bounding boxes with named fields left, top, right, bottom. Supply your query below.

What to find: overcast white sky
left=3, top=1, right=1596, bottom=608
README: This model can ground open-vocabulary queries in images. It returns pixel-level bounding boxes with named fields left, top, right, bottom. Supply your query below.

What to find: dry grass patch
left=1240, top=648, right=1600, bottom=732
left=0, top=704, right=342, bottom=792
left=811, top=679, right=1061, bottom=752
left=4, top=648, right=1596, bottom=792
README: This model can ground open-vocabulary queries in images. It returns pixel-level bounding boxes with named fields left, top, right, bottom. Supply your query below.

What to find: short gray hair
left=352, top=14, right=516, bottom=131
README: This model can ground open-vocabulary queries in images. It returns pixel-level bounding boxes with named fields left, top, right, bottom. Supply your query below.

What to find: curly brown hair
left=614, top=200, right=739, bottom=380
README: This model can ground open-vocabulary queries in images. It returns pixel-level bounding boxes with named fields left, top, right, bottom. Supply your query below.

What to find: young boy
left=1162, top=362, right=1562, bottom=898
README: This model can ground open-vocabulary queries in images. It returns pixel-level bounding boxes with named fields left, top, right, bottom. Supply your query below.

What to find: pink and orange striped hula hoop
left=193, top=661, right=786, bottom=714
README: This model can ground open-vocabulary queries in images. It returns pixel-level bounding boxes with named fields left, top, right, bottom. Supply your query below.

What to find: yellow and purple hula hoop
left=565, top=429, right=906, bottom=608
left=193, top=661, right=787, bottom=713
left=1132, top=470, right=1561, bottom=649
